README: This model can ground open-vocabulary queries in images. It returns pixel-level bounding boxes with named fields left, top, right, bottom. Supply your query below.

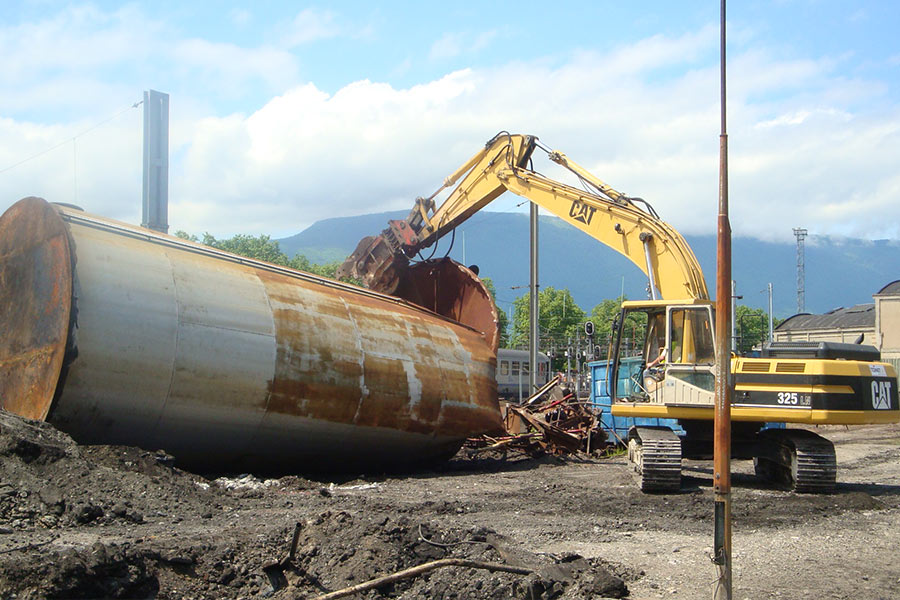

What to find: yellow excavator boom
left=339, top=132, right=708, bottom=301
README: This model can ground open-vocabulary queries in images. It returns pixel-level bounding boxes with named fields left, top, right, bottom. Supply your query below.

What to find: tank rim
left=0, top=196, right=74, bottom=421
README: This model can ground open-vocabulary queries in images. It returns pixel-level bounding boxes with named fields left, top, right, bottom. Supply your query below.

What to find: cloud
left=0, top=5, right=158, bottom=115
left=429, top=30, right=498, bottom=61
left=164, top=42, right=899, bottom=243
left=0, top=110, right=143, bottom=222
left=229, top=8, right=251, bottom=27
left=170, top=39, right=299, bottom=98
left=1, top=10, right=898, bottom=246
left=0, top=4, right=300, bottom=117
left=280, top=8, right=340, bottom=48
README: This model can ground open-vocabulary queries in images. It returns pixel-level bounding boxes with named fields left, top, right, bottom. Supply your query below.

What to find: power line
left=0, top=100, right=143, bottom=176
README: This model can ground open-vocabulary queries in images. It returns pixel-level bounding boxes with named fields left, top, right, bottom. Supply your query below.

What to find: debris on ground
left=2, top=407, right=899, bottom=599
left=466, top=377, right=606, bottom=457
left=0, top=409, right=627, bottom=599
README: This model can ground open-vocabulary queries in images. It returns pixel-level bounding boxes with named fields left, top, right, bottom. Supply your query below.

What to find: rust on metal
left=259, top=265, right=501, bottom=440
left=0, top=197, right=502, bottom=470
left=393, top=258, right=500, bottom=353
left=467, top=377, right=604, bottom=456
left=339, top=234, right=406, bottom=295
left=0, top=197, right=73, bottom=420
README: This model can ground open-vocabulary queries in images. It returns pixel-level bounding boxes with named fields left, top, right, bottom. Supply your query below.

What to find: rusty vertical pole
left=713, top=1, right=733, bottom=599
left=529, top=202, right=540, bottom=393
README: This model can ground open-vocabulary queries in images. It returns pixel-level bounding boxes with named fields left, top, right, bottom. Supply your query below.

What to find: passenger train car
left=496, top=348, right=551, bottom=402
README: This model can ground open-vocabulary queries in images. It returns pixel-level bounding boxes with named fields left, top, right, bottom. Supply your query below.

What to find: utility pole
left=529, top=203, right=540, bottom=394
left=767, top=283, right=774, bottom=344
left=793, top=227, right=807, bottom=313
left=730, top=281, right=742, bottom=353
left=574, top=330, right=582, bottom=398
left=713, top=1, right=734, bottom=598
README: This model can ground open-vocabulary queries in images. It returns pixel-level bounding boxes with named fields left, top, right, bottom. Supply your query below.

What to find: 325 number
left=777, top=392, right=799, bottom=405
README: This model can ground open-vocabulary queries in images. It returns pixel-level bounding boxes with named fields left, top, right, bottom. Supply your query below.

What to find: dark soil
left=1, top=409, right=899, bottom=599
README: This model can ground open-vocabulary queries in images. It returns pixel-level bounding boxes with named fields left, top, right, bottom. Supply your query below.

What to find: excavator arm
left=338, top=132, right=708, bottom=301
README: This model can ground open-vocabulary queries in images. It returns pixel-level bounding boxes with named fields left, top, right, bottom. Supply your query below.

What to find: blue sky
left=1, top=1, right=898, bottom=241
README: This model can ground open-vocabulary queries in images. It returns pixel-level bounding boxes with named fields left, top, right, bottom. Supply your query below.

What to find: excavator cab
left=610, top=299, right=717, bottom=408
left=608, top=299, right=718, bottom=492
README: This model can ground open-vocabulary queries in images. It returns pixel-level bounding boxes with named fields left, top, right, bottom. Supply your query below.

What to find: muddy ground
left=1, top=409, right=898, bottom=600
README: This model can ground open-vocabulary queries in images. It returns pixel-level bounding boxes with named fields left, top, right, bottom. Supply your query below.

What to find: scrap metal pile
left=467, top=377, right=606, bottom=457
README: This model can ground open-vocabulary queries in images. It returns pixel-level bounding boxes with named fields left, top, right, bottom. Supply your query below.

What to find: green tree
left=735, top=305, right=781, bottom=354
left=590, top=296, right=647, bottom=358
left=510, top=286, right=586, bottom=354
left=173, top=230, right=198, bottom=242
left=288, top=255, right=344, bottom=279
left=202, top=233, right=289, bottom=266
left=481, top=277, right=510, bottom=348
left=590, top=297, right=624, bottom=347
left=175, top=231, right=348, bottom=281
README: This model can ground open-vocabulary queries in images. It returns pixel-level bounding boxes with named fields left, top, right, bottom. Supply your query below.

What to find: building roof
left=776, top=303, right=875, bottom=332
left=876, top=279, right=900, bottom=296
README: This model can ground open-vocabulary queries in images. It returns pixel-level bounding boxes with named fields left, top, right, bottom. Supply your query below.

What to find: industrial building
left=773, top=280, right=900, bottom=371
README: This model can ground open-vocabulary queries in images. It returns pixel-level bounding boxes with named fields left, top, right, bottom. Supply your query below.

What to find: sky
left=1, top=1, right=898, bottom=243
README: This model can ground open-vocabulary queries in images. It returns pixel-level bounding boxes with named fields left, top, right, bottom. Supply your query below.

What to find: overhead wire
left=0, top=100, right=143, bottom=176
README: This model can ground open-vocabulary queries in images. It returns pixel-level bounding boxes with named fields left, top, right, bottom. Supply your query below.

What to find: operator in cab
left=642, top=312, right=667, bottom=394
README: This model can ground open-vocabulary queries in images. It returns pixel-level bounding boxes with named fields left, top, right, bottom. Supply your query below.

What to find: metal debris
left=467, top=376, right=605, bottom=456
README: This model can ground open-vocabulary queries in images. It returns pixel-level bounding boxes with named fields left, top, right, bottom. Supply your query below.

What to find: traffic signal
left=584, top=320, right=594, bottom=337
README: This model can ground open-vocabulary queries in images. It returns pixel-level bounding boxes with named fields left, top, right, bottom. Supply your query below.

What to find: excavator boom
left=338, top=132, right=707, bottom=301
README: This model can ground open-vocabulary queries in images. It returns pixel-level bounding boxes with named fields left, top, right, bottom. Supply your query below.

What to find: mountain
left=277, top=211, right=900, bottom=319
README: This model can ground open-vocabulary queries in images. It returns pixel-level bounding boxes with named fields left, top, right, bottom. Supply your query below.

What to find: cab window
left=669, top=307, right=715, bottom=365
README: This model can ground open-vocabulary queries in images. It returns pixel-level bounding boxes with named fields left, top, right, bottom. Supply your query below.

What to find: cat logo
left=871, top=380, right=893, bottom=410
left=568, top=200, right=597, bottom=226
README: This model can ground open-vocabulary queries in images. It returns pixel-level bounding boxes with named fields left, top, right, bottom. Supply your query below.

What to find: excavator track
left=627, top=427, right=682, bottom=493
left=755, top=429, right=837, bottom=493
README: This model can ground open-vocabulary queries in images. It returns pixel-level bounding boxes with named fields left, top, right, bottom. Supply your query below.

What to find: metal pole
left=529, top=203, right=539, bottom=394
left=518, top=363, right=523, bottom=404
left=730, top=281, right=737, bottom=353
left=566, top=336, right=572, bottom=388
left=575, top=330, right=581, bottom=398
left=767, top=283, right=774, bottom=344
left=713, top=1, right=733, bottom=598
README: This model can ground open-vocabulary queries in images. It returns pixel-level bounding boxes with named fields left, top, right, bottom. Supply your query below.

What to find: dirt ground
left=1, top=409, right=899, bottom=600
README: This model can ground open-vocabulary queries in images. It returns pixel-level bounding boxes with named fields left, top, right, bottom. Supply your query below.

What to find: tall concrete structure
left=142, top=90, right=169, bottom=234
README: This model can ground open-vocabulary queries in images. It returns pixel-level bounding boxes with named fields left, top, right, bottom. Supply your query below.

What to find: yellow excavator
left=339, top=132, right=899, bottom=493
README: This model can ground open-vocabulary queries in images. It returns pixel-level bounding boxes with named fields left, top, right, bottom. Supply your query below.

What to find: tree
left=589, top=297, right=624, bottom=348
left=204, top=233, right=290, bottom=266
left=289, top=255, right=344, bottom=279
left=510, top=287, right=586, bottom=355
left=590, top=296, right=647, bottom=359
left=481, top=277, right=510, bottom=348
left=735, top=305, right=781, bottom=354
left=175, top=231, right=347, bottom=281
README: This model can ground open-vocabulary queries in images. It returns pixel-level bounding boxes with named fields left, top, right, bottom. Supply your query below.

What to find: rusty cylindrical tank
left=0, top=197, right=502, bottom=472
